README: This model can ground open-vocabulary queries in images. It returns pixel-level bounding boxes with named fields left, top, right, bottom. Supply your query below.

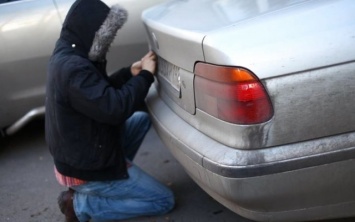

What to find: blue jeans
left=71, top=112, right=175, bottom=222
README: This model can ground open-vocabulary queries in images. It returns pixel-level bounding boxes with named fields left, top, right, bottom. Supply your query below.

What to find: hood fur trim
left=88, top=4, right=128, bottom=61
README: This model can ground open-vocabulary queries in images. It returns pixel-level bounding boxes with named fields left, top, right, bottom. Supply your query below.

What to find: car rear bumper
left=146, top=86, right=355, bottom=222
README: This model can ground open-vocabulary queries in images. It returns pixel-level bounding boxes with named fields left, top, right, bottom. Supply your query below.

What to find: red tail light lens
left=194, top=63, right=273, bottom=124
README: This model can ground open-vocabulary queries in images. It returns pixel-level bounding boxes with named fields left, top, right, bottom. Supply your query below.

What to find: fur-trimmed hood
left=60, top=0, right=127, bottom=62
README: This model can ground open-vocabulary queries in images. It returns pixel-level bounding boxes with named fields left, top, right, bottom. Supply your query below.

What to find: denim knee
left=156, top=191, right=175, bottom=215
left=135, top=111, right=151, bottom=131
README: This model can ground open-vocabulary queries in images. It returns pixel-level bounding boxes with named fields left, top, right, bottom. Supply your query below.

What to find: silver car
left=142, top=0, right=355, bottom=221
left=0, top=0, right=164, bottom=136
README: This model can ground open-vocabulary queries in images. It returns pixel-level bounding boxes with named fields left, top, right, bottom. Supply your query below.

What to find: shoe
left=58, top=188, right=79, bottom=222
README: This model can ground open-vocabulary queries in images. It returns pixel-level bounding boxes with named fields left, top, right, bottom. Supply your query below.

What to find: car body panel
left=143, top=17, right=206, bottom=73
left=144, top=0, right=355, bottom=77
left=143, top=0, right=355, bottom=149
left=202, top=0, right=355, bottom=79
left=0, top=0, right=165, bottom=134
left=142, top=0, right=355, bottom=221
left=0, top=0, right=61, bottom=129
left=263, top=62, right=355, bottom=146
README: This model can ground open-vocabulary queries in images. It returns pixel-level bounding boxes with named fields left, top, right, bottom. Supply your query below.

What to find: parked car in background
left=0, top=0, right=164, bottom=136
left=142, top=0, right=355, bottom=221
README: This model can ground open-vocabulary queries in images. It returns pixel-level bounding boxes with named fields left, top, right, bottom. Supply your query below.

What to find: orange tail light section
left=194, top=63, right=273, bottom=124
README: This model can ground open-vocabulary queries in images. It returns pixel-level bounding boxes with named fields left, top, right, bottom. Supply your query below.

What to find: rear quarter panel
left=202, top=0, right=355, bottom=147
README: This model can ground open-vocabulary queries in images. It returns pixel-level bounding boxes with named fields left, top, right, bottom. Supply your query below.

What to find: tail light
left=194, top=62, right=273, bottom=124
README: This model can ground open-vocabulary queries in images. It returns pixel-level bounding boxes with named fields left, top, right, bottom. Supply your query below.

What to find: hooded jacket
left=45, top=0, right=154, bottom=181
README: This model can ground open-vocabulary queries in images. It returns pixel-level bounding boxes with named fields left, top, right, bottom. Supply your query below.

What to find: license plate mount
left=157, top=57, right=181, bottom=98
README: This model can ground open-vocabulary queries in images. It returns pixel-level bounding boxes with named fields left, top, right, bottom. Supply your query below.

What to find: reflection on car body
left=0, top=0, right=164, bottom=136
left=142, top=0, right=355, bottom=221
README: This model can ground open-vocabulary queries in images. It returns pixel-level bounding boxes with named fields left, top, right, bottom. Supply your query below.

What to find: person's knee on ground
left=154, top=189, right=175, bottom=215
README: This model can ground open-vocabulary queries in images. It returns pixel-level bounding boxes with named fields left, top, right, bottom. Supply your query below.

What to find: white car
left=142, top=0, right=355, bottom=221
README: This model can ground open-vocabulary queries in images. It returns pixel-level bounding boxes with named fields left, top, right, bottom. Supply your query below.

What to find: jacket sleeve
left=66, top=63, right=154, bottom=125
left=108, top=66, right=132, bottom=88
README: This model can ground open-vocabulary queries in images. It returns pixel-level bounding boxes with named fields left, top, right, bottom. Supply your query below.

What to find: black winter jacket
left=45, top=0, right=154, bottom=181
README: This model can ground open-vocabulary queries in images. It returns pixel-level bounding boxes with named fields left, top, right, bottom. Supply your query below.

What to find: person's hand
left=131, top=51, right=157, bottom=76
left=131, top=60, right=142, bottom=76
